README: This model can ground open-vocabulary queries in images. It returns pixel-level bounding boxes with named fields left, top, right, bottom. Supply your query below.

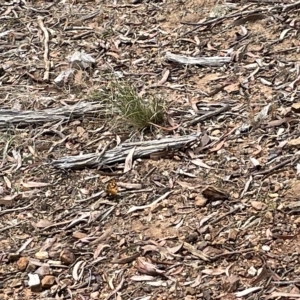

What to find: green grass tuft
left=93, top=80, right=165, bottom=130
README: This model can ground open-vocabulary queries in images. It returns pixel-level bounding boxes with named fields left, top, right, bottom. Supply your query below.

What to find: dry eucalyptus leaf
left=191, top=159, right=214, bottom=169
left=73, top=231, right=87, bottom=239
left=35, top=219, right=53, bottom=228
left=72, top=260, right=86, bottom=281
left=135, top=257, right=165, bottom=276
left=22, top=181, right=51, bottom=188
left=111, top=252, right=140, bottom=264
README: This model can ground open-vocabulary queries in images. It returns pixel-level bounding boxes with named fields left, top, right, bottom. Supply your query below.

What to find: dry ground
left=2, top=0, right=300, bottom=299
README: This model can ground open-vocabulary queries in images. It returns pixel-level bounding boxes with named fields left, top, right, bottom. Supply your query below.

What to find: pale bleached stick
left=37, top=16, right=50, bottom=81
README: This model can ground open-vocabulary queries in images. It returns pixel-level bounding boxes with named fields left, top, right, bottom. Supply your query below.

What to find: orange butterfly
left=105, top=178, right=118, bottom=196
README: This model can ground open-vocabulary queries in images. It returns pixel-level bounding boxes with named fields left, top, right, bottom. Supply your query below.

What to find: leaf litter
left=2, top=0, right=300, bottom=299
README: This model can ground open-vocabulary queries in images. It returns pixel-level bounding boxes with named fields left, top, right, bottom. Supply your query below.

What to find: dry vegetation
left=2, top=0, right=300, bottom=299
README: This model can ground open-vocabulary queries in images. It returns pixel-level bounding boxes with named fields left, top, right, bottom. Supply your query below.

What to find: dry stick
left=37, top=16, right=50, bottom=81
left=181, top=8, right=265, bottom=36
left=0, top=201, right=35, bottom=217
left=0, top=223, right=24, bottom=233
left=183, top=104, right=230, bottom=127
left=141, top=166, right=157, bottom=181
left=75, top=191, right=104, bottom=203
left=247, top=0, right=289, bottom=3
left=252, top=156, right=300, bottom=176
left=210, top=248, right=254, bottom=261
left=199, top=124, right=239, bottom=152
left=272, top=280, right=300, bottom=285
left=282, top=0, right=300, bottom=11
left=72, top=32, right=93, bottom=40
left=209, top=206, right=241, bottom=225
left=181, top=6, right=282, bottom=36
left=80, top=10, right=100, bottom=21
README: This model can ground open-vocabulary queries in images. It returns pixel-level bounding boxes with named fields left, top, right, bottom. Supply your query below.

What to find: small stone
left=211, top=129, right=220, bottom=136
left=60, top=278, right=73, bottom=286
left=35, top=251, right=49, bottom=260
left=185, top=287, right=196, bottom=296
left=262, top=245, right=270, bottom=251
left=60, top=249, right=75, bottom=265
left=26, top=261, right=38, bottom=273
left=90, top=291, right=99, bottom=299
left=28, top=273, right=42, bottom=292
left=41, top=275, right=55, bottom=289
left=197, top=241, right=208, bottom=250
left=185, top=233, right=198, bottom=243
left=291, top=102, right=300, bottom=113
left=251, top=201, right=266, bottom=211
left=17, top=257, right=29, bottom=271
left=288, top=138, right=300, bottom=148
left=248, top=266, right=257, bottom=276
left=195, top=195, right=207, bottom=207
left=228, top=229, right=238, bottom=241
left=204, top=233, right=211, bottom=241
left=8, top=253, right=20, bottom=262
left=223, top=275, right=240, bottom=292
left=48, top=250, right=60, bottom=259
left=199, top=225, right=209, bottom=234
left=35, top=264, right=50, bottom=277
left=232, top=192, right=239, bottom=199
left=265, top=211, right=273, bottom=221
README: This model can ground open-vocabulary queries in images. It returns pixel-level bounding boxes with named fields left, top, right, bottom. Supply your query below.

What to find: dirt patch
left=1, top=0, right=300, bottom=299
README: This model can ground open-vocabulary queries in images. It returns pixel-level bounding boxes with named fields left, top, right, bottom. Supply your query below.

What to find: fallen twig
left=127, top=190, right=173, bottom=214
left=210, top=248, right=254, bottom=261
left=0, top=201, right=35, bottom=217
left=181, top=6, right=282, bottom=36
left=183, top=104, right=231, bottom=127
left=252, top=156, right=300, bottom=176
left=37, top=16, right=50, bottom=81
left=209, top=206, right=241, bottom=225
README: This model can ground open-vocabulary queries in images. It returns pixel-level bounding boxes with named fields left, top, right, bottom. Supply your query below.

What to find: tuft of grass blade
left=108, top=81, right=164, bottom=130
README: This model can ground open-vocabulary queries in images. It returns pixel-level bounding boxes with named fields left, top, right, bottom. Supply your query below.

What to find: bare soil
left=1, top=0, right=300, bottom=299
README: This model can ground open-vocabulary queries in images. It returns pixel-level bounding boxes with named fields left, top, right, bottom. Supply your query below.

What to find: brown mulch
left=2, top=0, right=300, bottom=299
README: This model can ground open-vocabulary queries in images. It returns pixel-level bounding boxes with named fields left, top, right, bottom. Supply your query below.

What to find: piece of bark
left=165, top=51, right=231, bottom=67
left=52, top=133, right=199, bottom=169
left=0, top=102, right=107, bottom=129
